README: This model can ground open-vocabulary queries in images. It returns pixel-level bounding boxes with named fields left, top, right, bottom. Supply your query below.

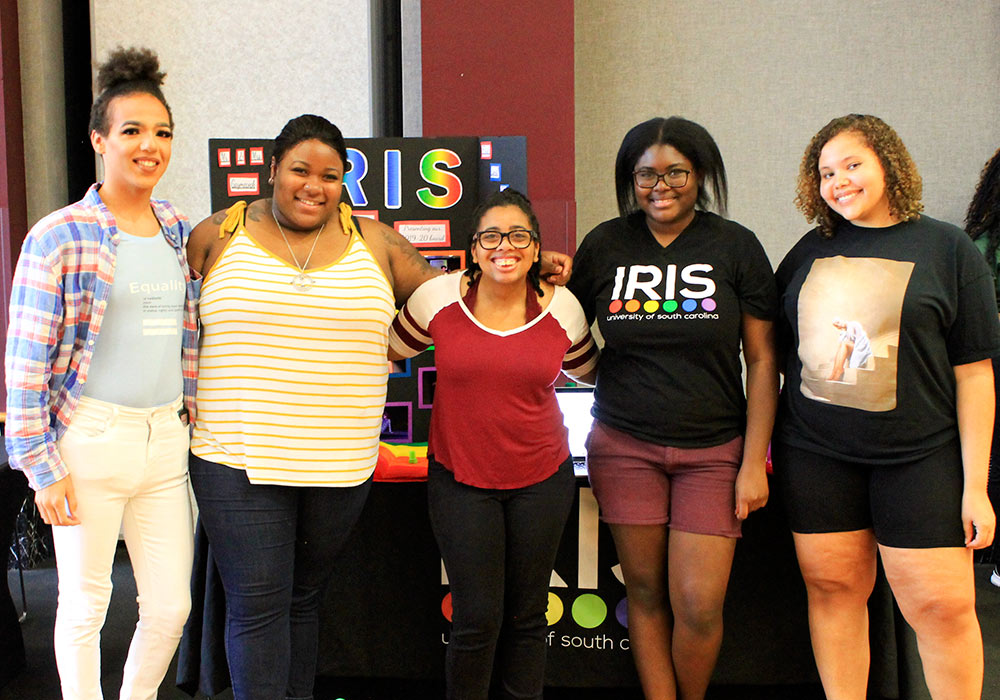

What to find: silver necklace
left=273, top=210, right=324, bottom=291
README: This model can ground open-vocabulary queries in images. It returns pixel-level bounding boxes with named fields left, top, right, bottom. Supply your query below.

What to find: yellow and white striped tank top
left=191, top=203, right=395, bottom=486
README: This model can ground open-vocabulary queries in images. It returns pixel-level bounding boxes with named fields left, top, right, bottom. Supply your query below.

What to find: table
left=177, top=476, right=913, bottom=696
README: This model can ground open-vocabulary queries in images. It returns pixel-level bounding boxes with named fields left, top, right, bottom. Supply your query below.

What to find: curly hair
left=794, top=114, right=922, bottom=238
left=89, top=46, right=172, bottom=135
left=465, top=189, right=543, bottom=297
left=965, top=146, right=1000, bottom=264
left=614, top=116, right=728, bottom=219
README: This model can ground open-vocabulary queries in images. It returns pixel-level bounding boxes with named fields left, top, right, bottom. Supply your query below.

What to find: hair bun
left=96, top=46, right=165, bottom=94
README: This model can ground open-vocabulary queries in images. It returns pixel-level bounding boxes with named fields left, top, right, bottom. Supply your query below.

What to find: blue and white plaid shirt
left=5, top=183, right=198, bottom=490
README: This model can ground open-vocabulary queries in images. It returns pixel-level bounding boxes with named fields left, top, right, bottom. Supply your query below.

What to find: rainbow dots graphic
left=608, top=297, right=719, bottom=315
left=444, top=590, right=638, bottom=633
left=571, top=594, right=607, bottom=629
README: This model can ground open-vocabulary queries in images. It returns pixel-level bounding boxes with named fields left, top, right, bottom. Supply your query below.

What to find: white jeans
left=52, top=395, right=193, bottom=700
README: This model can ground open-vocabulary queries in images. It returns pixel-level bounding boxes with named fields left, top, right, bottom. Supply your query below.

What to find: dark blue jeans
left=189, top=454, right=371, bottom=700
left=428, top=456, right=575, bottom=700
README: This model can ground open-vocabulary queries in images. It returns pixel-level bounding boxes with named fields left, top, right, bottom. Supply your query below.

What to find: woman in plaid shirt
left=4, top=47, right=198, bottom=700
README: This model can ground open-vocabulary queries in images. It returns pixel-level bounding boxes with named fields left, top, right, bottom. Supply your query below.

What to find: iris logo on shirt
left=607, top=264, right=719, bottom=318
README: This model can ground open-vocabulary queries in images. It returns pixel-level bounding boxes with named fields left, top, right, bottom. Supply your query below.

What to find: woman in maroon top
left=389, top=190, right=598, bottom=700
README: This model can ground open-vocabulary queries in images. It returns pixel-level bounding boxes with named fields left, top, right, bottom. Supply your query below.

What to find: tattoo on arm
left=247, top=201, right=264, bottom=222
left=377, top=226, right=437, bottom=303
left=403, top=241, right=432, bottom=269
left=379, top=227, right=401, bottom=248
left=380, top=227, right=431, bottom=269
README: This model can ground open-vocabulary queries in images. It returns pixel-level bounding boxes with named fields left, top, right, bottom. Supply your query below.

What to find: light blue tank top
left=81, top=229, right=185, bottom=407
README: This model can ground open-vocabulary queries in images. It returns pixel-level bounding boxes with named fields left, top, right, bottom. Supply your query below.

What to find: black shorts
left=772, top=439, right=965, bottom=549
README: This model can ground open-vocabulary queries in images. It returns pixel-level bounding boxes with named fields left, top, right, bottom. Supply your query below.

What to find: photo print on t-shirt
left=795, top=256, right=913, bottom=411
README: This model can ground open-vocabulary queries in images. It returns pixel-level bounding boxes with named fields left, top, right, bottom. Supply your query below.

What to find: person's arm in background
left=955, top=358, right=996, bottom=548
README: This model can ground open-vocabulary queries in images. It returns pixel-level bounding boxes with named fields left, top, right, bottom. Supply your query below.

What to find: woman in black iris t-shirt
left=569, top=117, right=778, bottom=700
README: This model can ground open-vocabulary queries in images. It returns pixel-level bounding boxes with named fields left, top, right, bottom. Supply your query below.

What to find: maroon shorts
left=585, top=420, right=743, bottom=538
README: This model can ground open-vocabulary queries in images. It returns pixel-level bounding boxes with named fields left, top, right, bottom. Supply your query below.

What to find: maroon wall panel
left=420, top=1, right=576, bottom=253
left=0, top=0, right=27, bottom=407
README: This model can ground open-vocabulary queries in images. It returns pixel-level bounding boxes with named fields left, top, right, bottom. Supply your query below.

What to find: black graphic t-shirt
left=570, top=210, right=777, bottom=447
left=775, top=216, right=1000, bottom=465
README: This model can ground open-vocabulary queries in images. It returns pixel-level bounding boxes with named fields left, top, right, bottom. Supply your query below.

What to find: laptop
left=554, top=386, right=596, bottom=478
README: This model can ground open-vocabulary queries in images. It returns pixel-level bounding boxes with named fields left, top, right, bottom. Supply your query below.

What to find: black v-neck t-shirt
left=570, top=210, right=777, bottom=447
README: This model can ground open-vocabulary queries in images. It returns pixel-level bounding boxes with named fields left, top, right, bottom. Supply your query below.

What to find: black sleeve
left=568, top=229, right=600, bottom=327
left=774, top=237, right=808, bottom=372
left=947, top=237, right=1000, bottom=365
left=734, top=229, right=778, bottom=320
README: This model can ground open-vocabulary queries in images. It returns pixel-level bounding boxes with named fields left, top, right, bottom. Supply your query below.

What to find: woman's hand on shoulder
left=540, top=250, right=573, bottom=285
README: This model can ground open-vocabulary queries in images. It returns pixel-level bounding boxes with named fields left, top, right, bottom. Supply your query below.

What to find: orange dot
left=624, top=299, right=641, bottom=312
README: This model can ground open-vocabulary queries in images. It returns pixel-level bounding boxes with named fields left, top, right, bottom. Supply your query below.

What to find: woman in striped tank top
left=184, top=115, right=432, bottom=700
left=185, top=115, right=575, bottom=700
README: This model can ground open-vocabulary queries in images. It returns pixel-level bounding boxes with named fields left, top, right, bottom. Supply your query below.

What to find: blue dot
left=616, top=597, right=629, bottom=628
left=682, top=299, right=698, bottom=312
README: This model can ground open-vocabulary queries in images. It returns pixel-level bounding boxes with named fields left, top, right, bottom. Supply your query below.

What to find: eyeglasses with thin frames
left=633, top=168, right=691, bottom=189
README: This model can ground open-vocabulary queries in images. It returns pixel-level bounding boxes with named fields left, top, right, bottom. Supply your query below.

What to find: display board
left=207, top=135, right=528, bottom=444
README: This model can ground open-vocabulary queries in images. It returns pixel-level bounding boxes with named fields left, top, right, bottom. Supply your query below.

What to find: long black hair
left=966, top=146, right=1000, bottom=266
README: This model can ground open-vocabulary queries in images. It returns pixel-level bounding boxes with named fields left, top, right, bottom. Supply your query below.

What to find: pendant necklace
left=273, top=209, right=325, bottom=291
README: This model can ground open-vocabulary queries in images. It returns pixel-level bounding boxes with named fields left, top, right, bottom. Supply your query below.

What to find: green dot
left=662, top=300, right=678, bottom=312
left=571, top=593, right=607, bottom=629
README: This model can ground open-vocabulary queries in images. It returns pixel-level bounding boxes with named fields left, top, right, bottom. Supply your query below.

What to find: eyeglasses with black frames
left=633, top=168, right=691, bottom=189
left=473, top=228, right=537, bottom=250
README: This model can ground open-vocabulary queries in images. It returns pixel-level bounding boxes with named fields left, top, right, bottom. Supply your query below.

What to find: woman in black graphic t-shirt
left=569, top=117, right=778, bottom=700
left=774, top=114, right=1000, bottom=699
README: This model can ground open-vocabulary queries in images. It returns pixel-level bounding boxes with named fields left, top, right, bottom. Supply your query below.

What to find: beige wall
left=575, top=1, right=1000, bottom=264
left=90, top=0, right=374, bottom=223
left=18, top=0, right=67, bottom=228
left=401, top=0, right=422, bottom=136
